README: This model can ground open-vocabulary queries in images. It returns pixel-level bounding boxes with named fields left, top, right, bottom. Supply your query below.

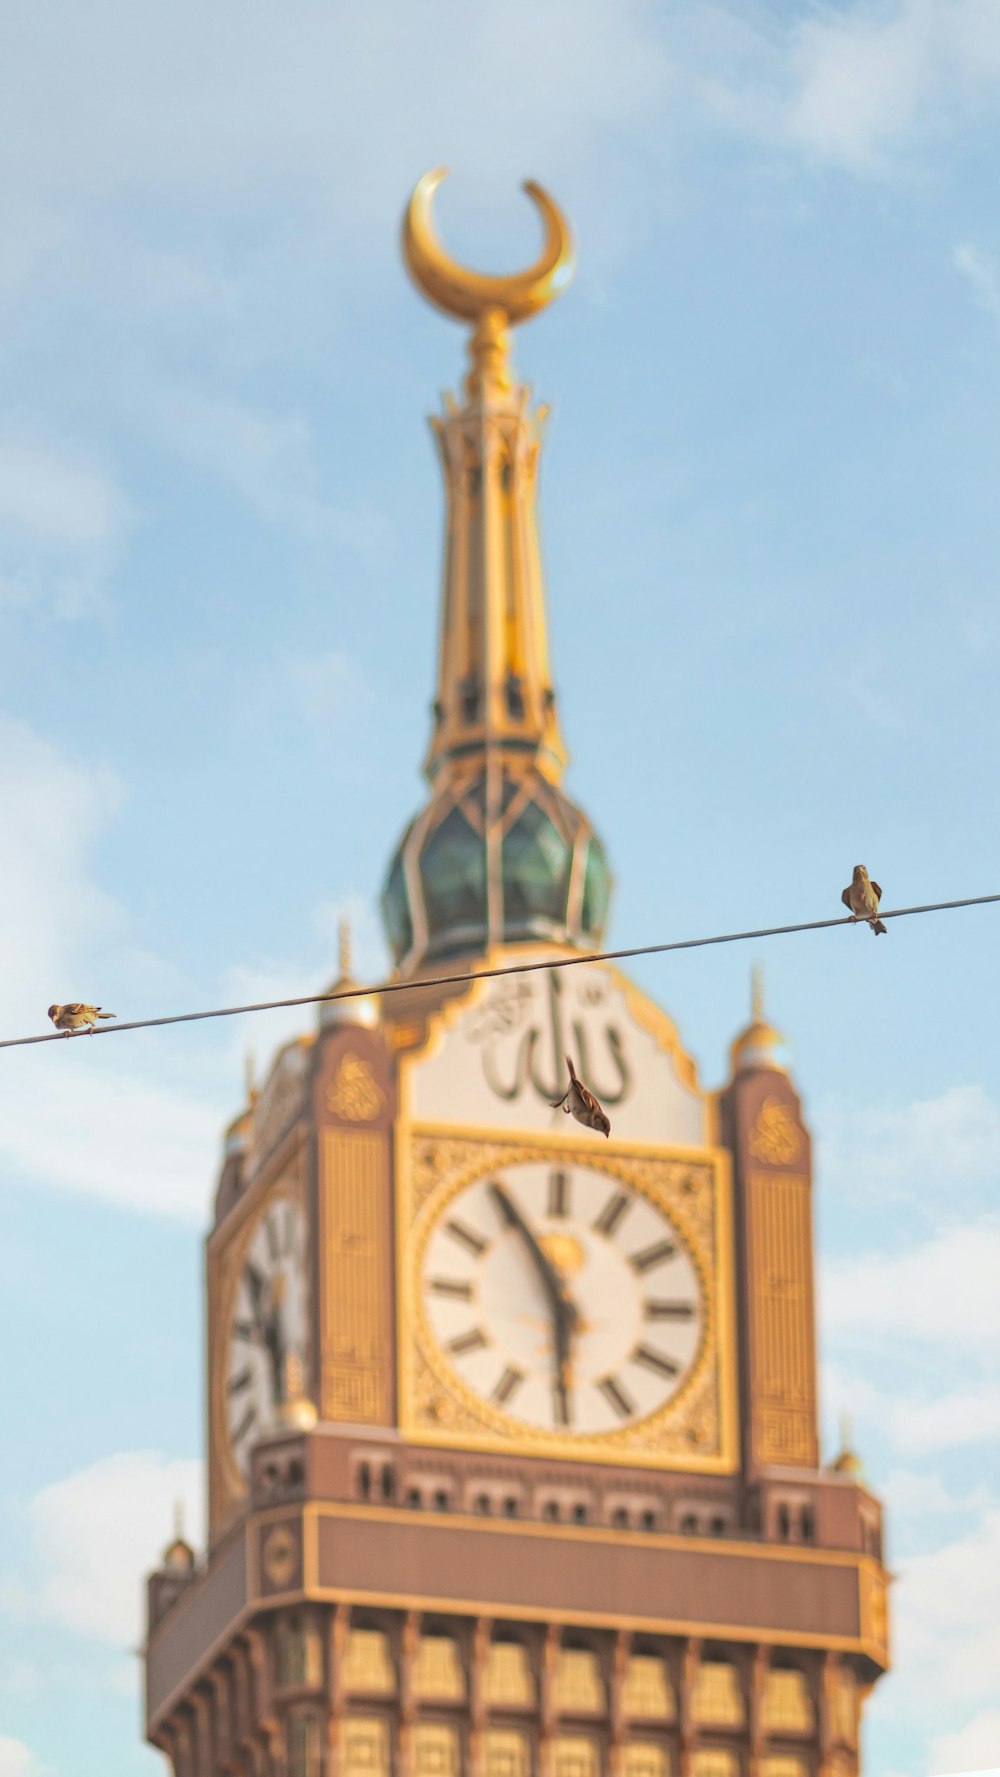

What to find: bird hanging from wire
left=551, top=1054, right=611, bottom=1137
left=47, top=1003, right=116, bottom=1034
left=841, top=867, right=887, bottom=935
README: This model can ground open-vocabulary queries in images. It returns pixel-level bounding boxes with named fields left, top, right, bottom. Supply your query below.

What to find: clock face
left=419, top=1161, right=705, bottom=1436
left=224, top=1198, right=310, bottom=1476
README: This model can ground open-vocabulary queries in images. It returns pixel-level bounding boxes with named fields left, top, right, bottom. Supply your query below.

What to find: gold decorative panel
left=760, top=1761, right=807, bottom=1777
left=748, top=1173, right=817, bottom=1468
left=321, top=1130, right=390, bottom=1423
left=761, top=1670, right=813, bottom=1735
left=552, top=1737, right=599, bottom=1777
left=413, top=1635, right=466, bottom=1700
left=413, top=1723, right=461, bottom=1776
left=693, top=1663, right=744, bottom=1727
left=829, top=1670, right=857, bottom=1746
left=623, top=1747, right=669, bottom=1777
left=691, top=1755, right=740, bottom=1777
left=748, top=1101, right=802, bottom=1166
left=327, top=1053, right=385, bottom=1122
left=622, top=1656, right=675, bottom=1720
left=485, top=1730, right=532, bottom=1777
left=553, top=1649, right=605, bottom=1714
left=341, top=1716, right=390, bottom=1777
left=483, top=1641, right=536, bottom=1707
left=342, top=1629, right=395, bottom=1695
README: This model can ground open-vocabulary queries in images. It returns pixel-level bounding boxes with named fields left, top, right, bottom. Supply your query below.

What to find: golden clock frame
left=207, top=1129, right=310, bottom=1530
left=395, top=1118, right=739, bottom=1473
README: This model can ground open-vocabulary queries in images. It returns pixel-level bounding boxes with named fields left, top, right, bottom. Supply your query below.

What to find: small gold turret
left=162, top=1499, right=196, bottom=1575
left=831, top=1412, right=864, bottom=1477
left=729, top=966, right=790, bottom=1075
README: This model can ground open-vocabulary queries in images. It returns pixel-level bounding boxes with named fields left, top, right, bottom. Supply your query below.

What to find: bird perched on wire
left=841, top=867, right=887, bottom=935
left=47, top=1003, right=116, bottom=1034
left=551, top=1054, right=611, bottom=1137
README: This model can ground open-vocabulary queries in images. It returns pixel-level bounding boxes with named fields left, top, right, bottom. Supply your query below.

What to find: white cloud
left=0, top=714, right=123, bottom=1026
left=883, top=1468, right=994, bottom=1519
left=931, top=1706, right=1000, bottom=1773
left=0, top=1738, right=45, bottom=1777
left=0, top=0, right=667, bottom=232
left=148, top=386, right=389, bottom=558
left=818, top=1083, right=1000, bottom=1210
left=783, top=0, right=1000, bottom=169
left=0, top=440, right=130, bottom=616
left=2, top=1452, right=203, bottom=1648
left=0, top=1047, right=222, bottom=1222
left=955, top=241, right=1000, bottom=323
left=891, top=1509, right=1000, bottom=1712
left=822, top=1219, right=1000, bottom=1357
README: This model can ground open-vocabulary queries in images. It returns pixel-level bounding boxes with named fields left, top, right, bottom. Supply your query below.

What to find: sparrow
left=551, top=1054, right=611, bottom=1138
left=47, top=1003, right=116, bottom=1034
left=841, top=866, right=887, bottom=935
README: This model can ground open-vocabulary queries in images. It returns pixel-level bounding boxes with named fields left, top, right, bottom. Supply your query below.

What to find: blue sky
left=0, top=1, right=999, bottom=1773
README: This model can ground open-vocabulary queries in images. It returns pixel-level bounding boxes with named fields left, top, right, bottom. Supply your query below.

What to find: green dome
left=381, top=765, right=610, bottom=970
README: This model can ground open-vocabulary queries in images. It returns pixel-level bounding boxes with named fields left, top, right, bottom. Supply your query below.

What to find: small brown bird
left=841, top=866, right=887, bottom=935
left=48, top=1003, right=116, bottom=1034
left=551, top=1054, right=611, bottom=1138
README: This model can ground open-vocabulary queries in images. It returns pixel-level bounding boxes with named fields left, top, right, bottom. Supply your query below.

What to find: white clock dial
left=225, top=1198, right=310, bottom=1475
left=420, top=1162, right=704, bottom=1435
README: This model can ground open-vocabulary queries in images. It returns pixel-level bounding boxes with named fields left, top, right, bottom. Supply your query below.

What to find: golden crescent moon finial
left=402, top=167, right=575, bottom=326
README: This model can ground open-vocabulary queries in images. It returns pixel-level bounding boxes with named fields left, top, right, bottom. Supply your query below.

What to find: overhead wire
left=1, top=891, right=996, bottom=1054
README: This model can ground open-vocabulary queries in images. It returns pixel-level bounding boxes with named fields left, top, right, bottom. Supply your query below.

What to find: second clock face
left=225, top=1197, right=309, bottom=1477
left=419, top=1161, right=705, bottom=1436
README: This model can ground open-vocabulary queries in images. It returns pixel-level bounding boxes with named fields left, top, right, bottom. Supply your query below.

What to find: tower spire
left=403, top=167, right=573, bottom=786
left=382, top=171, right=610, bottom=974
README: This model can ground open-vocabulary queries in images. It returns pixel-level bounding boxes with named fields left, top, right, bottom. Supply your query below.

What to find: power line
left=2, top=892, right=995, bottom=1055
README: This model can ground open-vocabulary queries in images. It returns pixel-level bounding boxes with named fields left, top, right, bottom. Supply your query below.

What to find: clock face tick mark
left=629, top=1239, right=677, bottom=1274
left=445, top=1218, right=488, bottom=1257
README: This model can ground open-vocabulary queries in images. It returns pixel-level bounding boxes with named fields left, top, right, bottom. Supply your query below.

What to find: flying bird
left=47, top=1003, right=116, bottom=1034
left=551, top=1054, right=611, bottom=1137
left=841, top=866, right=887, bottom=935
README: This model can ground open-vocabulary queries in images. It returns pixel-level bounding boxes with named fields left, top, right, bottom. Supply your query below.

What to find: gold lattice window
left=553, top=1649, right=605, bottom=1714
left=693, top=1663, right=744, bottom=1727
left=622, top=1743, right=670, bottom=1777
left=483, top=1641, right=536, bottom=1707
left=552, top=1735, right=600, bottom=1777
left=830, top=1669, right=857, bottom=1746
left=761, top=1669, right=814, bottom=1734
left=760, top=1759, right=807, bottom=1777
left=691, top=1753, right=740, bottom=1777
left=484, top=1729, right=532, bottom=1777
left=342, top=1629, right=396, bottom=1695
left=412, top=1634, right=466, bottom=1700
left=287, top=1711, right=323, bottom=1777
left=413, top=1722, right=461, bottom=1776
left=340, top=1716, right=390, bottom=1777
left=622, top=1655, right=675, bottom=1720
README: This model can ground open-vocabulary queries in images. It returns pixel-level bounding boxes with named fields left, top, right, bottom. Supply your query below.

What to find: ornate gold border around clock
left=208, top=1161, right=311, bottom=1522
left=396, top=1124, right=739, bottom=1472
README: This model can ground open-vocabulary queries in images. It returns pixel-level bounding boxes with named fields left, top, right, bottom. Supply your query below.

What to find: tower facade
left=145, top=172, right=889, bottom=1777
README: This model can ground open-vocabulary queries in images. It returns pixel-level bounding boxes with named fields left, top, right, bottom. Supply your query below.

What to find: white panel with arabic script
left=406, top=964, right=706, bottom=1146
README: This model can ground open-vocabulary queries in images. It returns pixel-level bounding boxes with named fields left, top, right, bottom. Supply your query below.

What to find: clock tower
left=145, top=170, right=889, bottom=1777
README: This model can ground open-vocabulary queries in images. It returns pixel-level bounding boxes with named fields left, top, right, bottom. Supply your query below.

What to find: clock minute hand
left=488, top=1182, right=579, bottom=1383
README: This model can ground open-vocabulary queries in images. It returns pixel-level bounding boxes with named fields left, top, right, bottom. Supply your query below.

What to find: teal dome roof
left=382, top=764, right=610, bottom=970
